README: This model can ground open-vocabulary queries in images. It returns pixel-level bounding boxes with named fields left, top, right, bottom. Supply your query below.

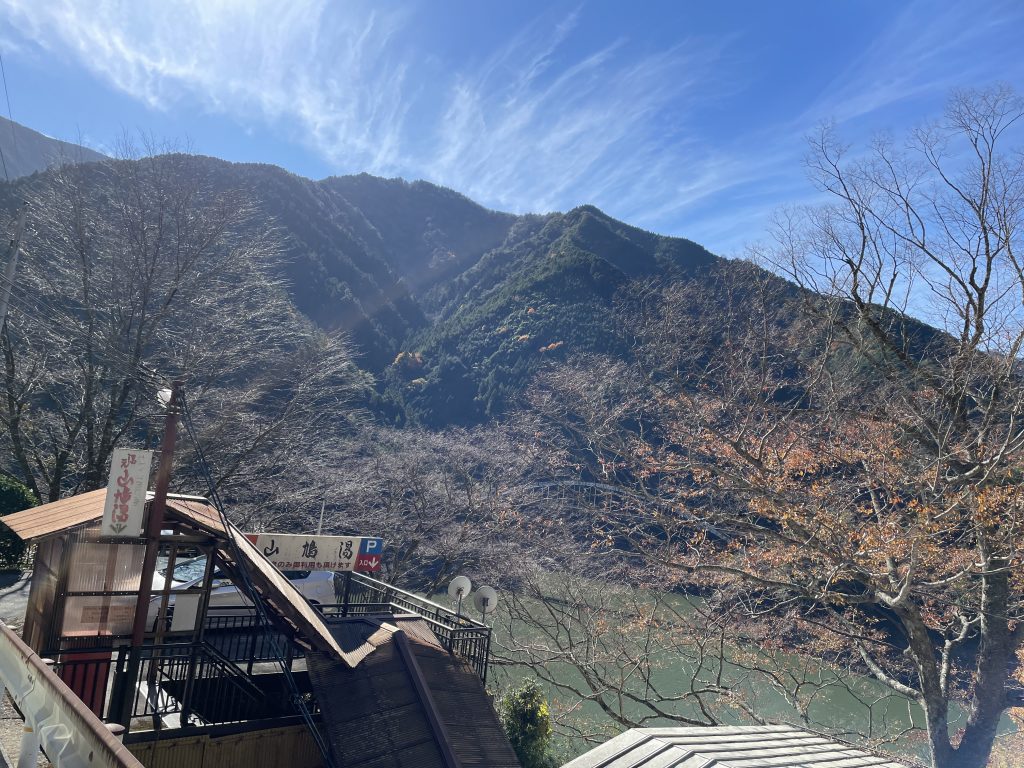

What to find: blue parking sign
left=360, top=537, right=383, bottom=555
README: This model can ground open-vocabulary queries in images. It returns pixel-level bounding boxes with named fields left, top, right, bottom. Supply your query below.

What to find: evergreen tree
left=499, top=679, right=557, bottom=768
left=0, top=475, right=37, bottom=570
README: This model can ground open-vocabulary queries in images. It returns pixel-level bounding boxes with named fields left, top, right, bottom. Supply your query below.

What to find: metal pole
left=130, top=380, right=181, bottom=646
left=0, top=202, right=28, bottom=330
left=342, top=571, right=352, bottom=617
left=117, top=381, right=181, bottom=726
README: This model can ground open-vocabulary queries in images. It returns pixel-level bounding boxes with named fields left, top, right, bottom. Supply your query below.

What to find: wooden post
left=130, top=381, right=182, bottom=647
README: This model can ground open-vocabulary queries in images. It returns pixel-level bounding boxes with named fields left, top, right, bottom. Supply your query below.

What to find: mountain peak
left=0, top=117, right=107, bottom=179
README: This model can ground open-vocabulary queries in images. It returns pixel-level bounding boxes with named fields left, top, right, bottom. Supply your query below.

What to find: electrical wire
left=178, top=390, right=337, bottom=768
left=0, top=290, right=165, bottom=390
left=0, top=51, right=12, bottom=183
left=0, top=52, right=14, bottom=145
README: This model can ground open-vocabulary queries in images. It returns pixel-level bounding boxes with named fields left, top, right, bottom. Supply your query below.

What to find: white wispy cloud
left=803, top=0, right=1024, bottom=128
left=0, top=0, right=1020, bottom=257
left=0, top=0, right=749, bottom=227
left=0, top=0, right=414, bottom=169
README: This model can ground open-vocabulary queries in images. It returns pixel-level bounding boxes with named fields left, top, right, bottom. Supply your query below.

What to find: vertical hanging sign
left=101, top=448, right=154, bottom=538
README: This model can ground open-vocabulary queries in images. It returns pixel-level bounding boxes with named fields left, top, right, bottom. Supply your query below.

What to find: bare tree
left=0, top=147, right=360, bottom=520
left=521, top=86, right=1024, bottom=768
left=311, top=425, right=538, bottom=593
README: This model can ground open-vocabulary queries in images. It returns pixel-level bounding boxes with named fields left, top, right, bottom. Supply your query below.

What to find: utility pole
left=0, top=201, right=28, bottom=329
left=130, top=381, right=182, bottom=646
left=117, top=380, right=181, bottom=725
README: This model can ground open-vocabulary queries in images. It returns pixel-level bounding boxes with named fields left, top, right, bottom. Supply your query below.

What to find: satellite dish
left=448, top=576, right=472, bottom=617
left=473, top=585, right=498, bottom=616
left=448, top=576, right=472, bottom=600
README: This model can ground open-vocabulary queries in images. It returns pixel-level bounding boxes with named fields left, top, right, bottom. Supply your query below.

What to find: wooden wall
left=128, top=723, right=324, bottom=768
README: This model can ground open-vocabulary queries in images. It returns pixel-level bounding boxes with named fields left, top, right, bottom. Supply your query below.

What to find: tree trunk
left=952, top=554, right=1013, bottom=768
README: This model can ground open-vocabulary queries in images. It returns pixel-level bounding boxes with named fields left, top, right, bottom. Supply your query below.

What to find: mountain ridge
left=0, top=119, right=734, bottom=426
left=0, top=116, right=106, bottom=179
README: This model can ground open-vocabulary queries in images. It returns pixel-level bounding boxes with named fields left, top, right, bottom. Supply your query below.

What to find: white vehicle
left=148, top=556, right=336, bottom=627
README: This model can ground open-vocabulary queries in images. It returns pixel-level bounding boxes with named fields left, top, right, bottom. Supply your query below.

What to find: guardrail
left=0, top=620, right=143, bottom=768
left=337, top=572, right=488, bottom=630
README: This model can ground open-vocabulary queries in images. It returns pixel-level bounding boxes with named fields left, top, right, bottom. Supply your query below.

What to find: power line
left=0, top=286, right=162, bottom=387
left=0, top=51, right=12, bottom=183
left=178, top=391, right=336, bottom=768
left=0, top=52, right=14, bottom=146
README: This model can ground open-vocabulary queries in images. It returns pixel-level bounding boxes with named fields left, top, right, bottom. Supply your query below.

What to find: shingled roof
left=307, top=615, right=521, bottom=768
left=561, top=725, right=910, bottom=768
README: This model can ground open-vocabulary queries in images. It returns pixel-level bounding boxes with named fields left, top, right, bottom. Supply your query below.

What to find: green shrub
left=0, top=475, right=37, bottom=571
left=499, top=679, right=557, bottom=768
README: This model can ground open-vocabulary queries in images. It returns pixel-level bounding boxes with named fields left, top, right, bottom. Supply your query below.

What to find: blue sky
left=0, top=0, right=1021, bottom=256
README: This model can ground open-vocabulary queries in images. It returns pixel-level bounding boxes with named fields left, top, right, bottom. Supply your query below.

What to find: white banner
left=101, top=448, right=153, bottom=537
left=244, top=533, right=384, bottom=572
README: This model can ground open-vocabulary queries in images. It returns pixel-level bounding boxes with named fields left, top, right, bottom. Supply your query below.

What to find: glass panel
left=161, top=555, right=208, bottom=584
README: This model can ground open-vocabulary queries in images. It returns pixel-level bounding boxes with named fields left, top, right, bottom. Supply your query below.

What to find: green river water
left=468, top=585, right=1013, bottom=765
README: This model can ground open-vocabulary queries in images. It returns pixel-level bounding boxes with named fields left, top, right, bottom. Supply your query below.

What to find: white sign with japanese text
left=101, top=448, right=154, bottom=538
left=244, top=533, right=384, bottom=572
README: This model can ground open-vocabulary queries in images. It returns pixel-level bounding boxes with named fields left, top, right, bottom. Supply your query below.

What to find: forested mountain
left=0, top=144, right=726, bottom=425
left=0, top=116, right=106, bottom=179
left=398, top=206, right=718, bottom=424
left=235, top=165, right=721, bottom=426
left=2, top=92, right=1018, bottom=768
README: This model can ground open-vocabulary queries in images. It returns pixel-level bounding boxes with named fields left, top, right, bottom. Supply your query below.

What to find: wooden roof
left=0, top=490, right=227, bottom=541
left=219, top=523, right=355, bottom=665
left=307, top=616, right=521, bottom=768
left=0, top=489, right=356, bottom=667
left=561, top=725, right=910, bottom=768
left=0, top=488, right=107, bottom=540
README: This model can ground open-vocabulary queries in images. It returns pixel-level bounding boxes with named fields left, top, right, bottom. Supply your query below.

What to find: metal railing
left=50, top=572, right=494, bottom=732
left=319, top=572, right=493, bottom=683
left=51, top=641, right=269, bottom=729
left=202, top=607, right=304, bottom=674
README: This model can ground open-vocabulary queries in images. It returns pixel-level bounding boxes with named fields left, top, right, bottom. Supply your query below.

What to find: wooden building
left=1, top=490, right=518, bottom=768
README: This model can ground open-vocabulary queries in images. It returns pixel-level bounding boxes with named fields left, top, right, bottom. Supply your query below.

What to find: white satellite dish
left=448, top=575, right=472, bottom=600
left=448, top=576, right=472, bottom=616
left=473, top=585, right=498, bottom=617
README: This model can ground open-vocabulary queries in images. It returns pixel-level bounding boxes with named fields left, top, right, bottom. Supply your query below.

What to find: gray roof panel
left=561, top=727, right=910, bottom=768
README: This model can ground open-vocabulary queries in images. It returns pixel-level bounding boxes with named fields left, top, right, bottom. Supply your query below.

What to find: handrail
left=54, top=641, right=268, bottom=727
left=132, top=642, right=265, bottom=725
left=0, top=620, right=144, bottom=768
left=318, top=573, right=494, bottom=684
left=346, top=572, right=488, bottom=630
left=193, top=642, right=266, bottom=700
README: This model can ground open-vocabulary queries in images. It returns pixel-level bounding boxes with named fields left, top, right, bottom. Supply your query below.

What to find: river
left=473, top=582, right=1013, bottom=765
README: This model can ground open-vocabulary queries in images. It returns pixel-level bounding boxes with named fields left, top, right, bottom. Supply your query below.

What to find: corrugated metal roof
left=0, top=490, right=228, bottom=541
left=168, top=496, right=228, bottom=535
left=561, top=725, right=910, bottom=768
